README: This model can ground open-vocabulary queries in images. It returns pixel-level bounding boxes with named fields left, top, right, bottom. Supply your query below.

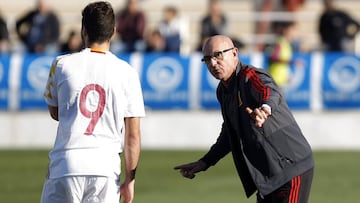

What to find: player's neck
left=88, top=42, right=110, bottom=52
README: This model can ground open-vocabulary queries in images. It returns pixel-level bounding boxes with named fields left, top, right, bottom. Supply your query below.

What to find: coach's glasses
left=201, top=47, right=235, bottom=64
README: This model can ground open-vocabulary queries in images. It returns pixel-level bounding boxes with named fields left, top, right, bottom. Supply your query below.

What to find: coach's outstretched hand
left=174, top=160, right=207, bottom=179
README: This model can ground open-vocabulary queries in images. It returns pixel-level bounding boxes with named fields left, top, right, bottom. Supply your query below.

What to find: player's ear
left=81, top=27, right=88, bottom=39
left=81, top=26, right=88, bottom=46
left=111, top=26, right=116, bottom=40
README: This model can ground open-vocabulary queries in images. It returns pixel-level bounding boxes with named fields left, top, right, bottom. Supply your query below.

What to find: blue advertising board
left=322, top=53, right=360, bottom=109
left=0, top=52, right=359, bottom=111
left=19, top=54, right=55, bottom=110
left=116, top=53, right=131, bottom=64
left=282, top=53, right=311, bottom=109
left=199, top=64, right=220, bottom=109
left=140, top=53, right=191, bottom=109
left=0, top=54, right=10, bottom=109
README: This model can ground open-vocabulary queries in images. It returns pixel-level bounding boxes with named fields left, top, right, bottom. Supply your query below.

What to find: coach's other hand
left=246, top=106, right=271, bottom=128
left=174, top=160, right=207, bottom=179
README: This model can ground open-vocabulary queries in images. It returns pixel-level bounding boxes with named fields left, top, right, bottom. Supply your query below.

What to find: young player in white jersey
left=41, top=2, right=145, bottom=203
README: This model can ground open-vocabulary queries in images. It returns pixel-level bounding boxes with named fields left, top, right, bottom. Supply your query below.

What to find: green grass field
left=0, top=150, right=359, bottom=203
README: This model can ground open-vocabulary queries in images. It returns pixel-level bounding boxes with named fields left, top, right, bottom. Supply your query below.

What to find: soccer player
left=41, top=2, right=145, bottom=203
left=174, top=35, right=314, bottom=203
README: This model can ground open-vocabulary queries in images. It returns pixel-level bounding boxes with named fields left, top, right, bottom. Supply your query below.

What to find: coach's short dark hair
left=82, top=1, right=115, bottom=44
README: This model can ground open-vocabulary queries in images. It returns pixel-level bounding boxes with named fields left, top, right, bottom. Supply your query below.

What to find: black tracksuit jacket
left=200, top=62, right=314, bottom=197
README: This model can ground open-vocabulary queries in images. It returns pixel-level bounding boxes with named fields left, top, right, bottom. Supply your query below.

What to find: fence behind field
left=1, top=52, right=360, bottom=111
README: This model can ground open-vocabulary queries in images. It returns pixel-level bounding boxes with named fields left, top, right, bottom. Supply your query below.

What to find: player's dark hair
left=82, top=1, right=115, bottom=44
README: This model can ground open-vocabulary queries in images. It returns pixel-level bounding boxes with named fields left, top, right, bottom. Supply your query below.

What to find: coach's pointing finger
left=174, top=160, right=207, bottom=179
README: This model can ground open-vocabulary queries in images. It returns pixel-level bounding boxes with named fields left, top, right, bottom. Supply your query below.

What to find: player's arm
left=44, top=58, right=60, bottom=122
left=47, top=105, right=58, bottom=121
left=123, top=117, right=141, bottom=181
left=121, top=117, right=141, bottom=203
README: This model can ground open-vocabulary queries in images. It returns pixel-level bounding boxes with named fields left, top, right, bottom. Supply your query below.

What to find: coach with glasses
left=174, top=35, right=314, bottom=203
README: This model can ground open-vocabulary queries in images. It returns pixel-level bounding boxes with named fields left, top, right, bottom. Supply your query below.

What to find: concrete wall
left=1, top=110, right=359, bottom=150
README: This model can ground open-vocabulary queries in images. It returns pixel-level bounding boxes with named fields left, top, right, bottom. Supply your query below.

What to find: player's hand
left=246, top=106, right=271, bottom=127
left=120, top=179, right=135, bottom=203
left=174, top=160, right=207, bottom=179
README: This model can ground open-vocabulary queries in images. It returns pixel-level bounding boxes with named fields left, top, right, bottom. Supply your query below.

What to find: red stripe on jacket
left=240, top=68, right=270, bottom=100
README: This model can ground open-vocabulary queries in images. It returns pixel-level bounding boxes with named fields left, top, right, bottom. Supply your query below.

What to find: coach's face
left=202, top=35, right=239, bottom=84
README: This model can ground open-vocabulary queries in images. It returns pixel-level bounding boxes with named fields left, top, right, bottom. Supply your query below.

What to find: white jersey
left=44, top=48, right=145, bottom=179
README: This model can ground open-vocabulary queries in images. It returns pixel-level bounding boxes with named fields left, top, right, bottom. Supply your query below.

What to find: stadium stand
left=0, top=0, right=360, bottom=53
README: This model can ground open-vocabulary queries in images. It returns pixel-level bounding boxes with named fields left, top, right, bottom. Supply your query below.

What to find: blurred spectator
left=60, top=29, right=83, bottom=54
left=0, top=12, right=10, bottom=54
left=318, top=0, right=360, bottom=52
left=158, top=5, right=189, bottom=53
left=144, top=29, right=165, bottom=52
left=253, top=0, right=305, bottom=51
left=282, top=0, right=306, bottom=12
left=265, top=21, right=297, bottom=87
left=114, top=0, right=146, bottom=53
left=197, top=0, right=229, bottom=51
left=15, top=0, right=60, bottom=54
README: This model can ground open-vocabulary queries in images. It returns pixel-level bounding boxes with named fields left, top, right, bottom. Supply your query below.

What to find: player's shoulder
left=47, top=53, right=71, bottom=73
left=107, top=52, right=138, bottom=73
left=107, top=52, right=131, bottom=65
left=53, top=51, right=83, bottom=66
